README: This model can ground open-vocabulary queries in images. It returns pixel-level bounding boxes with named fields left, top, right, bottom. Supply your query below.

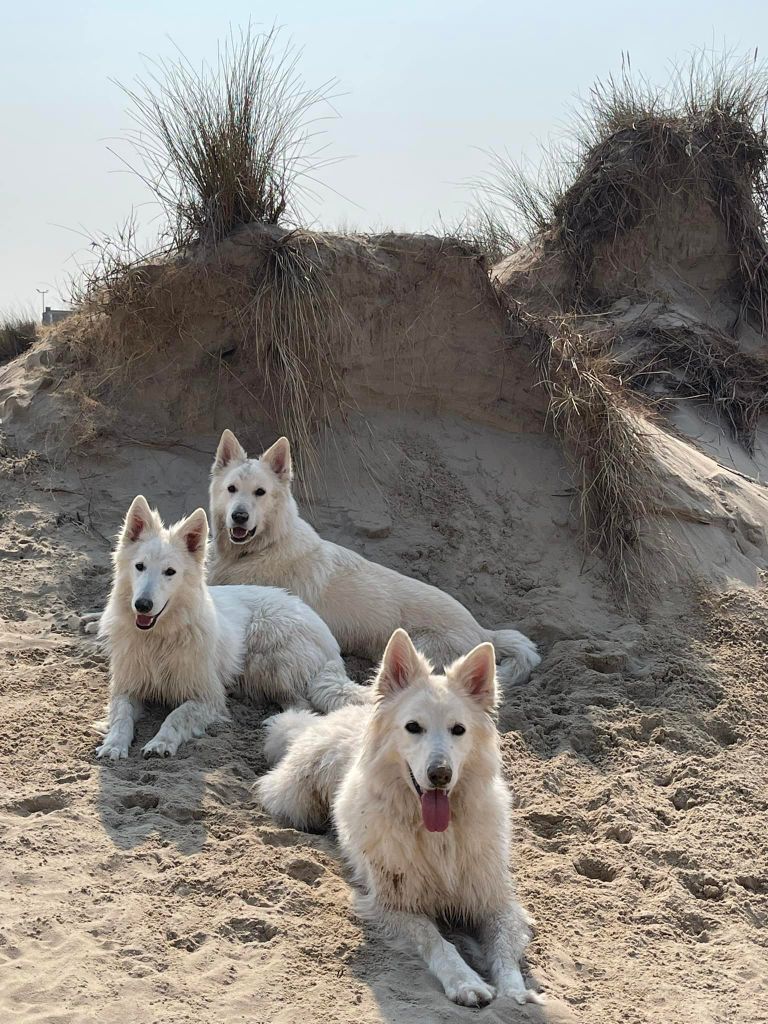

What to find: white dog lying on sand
left=208, top=429, right=540, bottom=684
left=258, top=628, right=540, bottom=1008
left=95, top=495, right=369, bottom=760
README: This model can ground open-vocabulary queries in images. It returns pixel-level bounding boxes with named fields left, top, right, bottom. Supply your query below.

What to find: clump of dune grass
left=438, top=204, right=518, bottom=265
left=238, top=230, right=350, bottom=471
left=68, top=213, right=175, bottom=320
left=615, top=315, right=768, bottom=452
left=63, top=27, right=350, bottom=471
left=480, top=50, right=768, bottom=324
left=476, top=145, right=573, bottom=244
left=115, top=24, right=339, bottom=247
left=0, top=311, right=36, bottom=363
left=516, top=307, right=659, bottom=598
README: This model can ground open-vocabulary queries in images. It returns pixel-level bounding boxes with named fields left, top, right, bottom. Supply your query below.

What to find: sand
left=1, top=216, right=768, bottom=1023
left=1, top=410, right=767, bottom=1024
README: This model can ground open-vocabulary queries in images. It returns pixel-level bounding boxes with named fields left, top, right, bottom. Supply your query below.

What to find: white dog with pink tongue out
left=258, top=628, right=540, bottom=1008
left=94, top=496, right=369, bottom=761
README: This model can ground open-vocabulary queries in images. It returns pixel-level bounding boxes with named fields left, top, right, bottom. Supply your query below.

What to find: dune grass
left=438, top=204, right=518, bottom=265
left=615, top=316, right=768, bottom=453
left=68, top=27, right=349, bottom=469
left=480, top=50, right=768, bottom=595
left=238, top=230, right=350, bottom=472
left=0, top=311, right=36, bottom=363
left=520, top=308, right=659, bottom=597
left=114, top=24, right=339, bottom=248
left=480, top=50, right=768, bottom=323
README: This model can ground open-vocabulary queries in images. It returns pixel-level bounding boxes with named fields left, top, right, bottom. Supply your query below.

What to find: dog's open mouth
left=229, top=525, right=257, bottom=544
left=409, top=765, right=451, bottom=833
left=135, top=604, right=167, bottom=631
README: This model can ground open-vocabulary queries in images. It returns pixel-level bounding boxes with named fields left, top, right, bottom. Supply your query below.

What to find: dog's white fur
left=258, top=629, right=539, bottom=1008
left=208, top=430, right=540, bottom=682
left=95, top=496, right=369, bottom=761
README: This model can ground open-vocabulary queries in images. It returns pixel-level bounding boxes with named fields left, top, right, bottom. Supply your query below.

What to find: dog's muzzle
left=135, top=602, right=167, bottom=630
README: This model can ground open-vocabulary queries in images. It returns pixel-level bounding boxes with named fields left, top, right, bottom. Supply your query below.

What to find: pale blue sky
left=1, top=0, right=765, bottom=313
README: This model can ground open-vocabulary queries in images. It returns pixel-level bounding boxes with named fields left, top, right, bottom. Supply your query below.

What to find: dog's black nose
left=231, top=507, right=249, bottom=525
left=427, top=763, right=452, bottom=788
left=134, top=597, right=153, bottom=614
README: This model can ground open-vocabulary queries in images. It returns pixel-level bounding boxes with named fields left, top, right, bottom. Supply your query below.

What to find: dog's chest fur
left=341, top=771, right=511, bottom=921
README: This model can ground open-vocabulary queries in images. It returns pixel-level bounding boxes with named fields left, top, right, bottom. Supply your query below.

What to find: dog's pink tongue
left=421, top=790, right=451, bottom=832
left=136, top=613, right=154, bottom=628
left=231, top=527, right=248, bottom=540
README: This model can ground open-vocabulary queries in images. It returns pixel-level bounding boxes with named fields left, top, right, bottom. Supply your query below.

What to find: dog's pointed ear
left=122, top=495, right=158, bottom=544
left=177, top=508, right=208, bottom=558
left=449, top=642, right=497, bottom=710
left=375, top=629, right=426, bottom=698
left=214, top=429, right=247, bottom=472
left=260, top=436, right=292, bottom=482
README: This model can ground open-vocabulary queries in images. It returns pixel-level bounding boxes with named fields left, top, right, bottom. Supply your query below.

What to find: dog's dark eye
left=451, top=724, right=466, bottom=736
left=227, top=484, right=237, bottom=493
left=254, top=487, right=266, bottom=497
left=163, top=568, right=176, bottom=577
left=405, top=721, right=423, bottom=734
left=135, top=562, right=145, bottom=572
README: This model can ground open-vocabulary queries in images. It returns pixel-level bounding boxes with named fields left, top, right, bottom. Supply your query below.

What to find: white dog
left=208, top=430, right=540, bottom=682
left=258, top=629, right=539, bottom=1008
left=95, top=495, right=369, bottom=761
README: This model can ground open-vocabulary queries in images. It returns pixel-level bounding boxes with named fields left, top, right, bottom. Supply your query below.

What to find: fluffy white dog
left=95, top=495, right=369, bottom=760
left=209, top=430, right=540, bottom=683
left=258, top=629, right=539, bottom=1008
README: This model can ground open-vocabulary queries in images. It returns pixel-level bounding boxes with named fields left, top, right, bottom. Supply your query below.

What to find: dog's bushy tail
left=309, top=660, right=373, bottom=713
left=262, top=709, right=317, bottom=765
left=489, top=629, right=541, bottom=685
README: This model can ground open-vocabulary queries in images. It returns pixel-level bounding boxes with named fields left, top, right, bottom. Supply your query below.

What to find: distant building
left=42, top=306, right=72, bottom=326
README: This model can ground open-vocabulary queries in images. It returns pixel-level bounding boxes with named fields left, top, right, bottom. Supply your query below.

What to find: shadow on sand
left=95, top=699, right=265, bottom=854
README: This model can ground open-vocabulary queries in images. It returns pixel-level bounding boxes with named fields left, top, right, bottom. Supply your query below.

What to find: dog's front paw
left=444, top=973, right=496, bottom=1008
left=497, top=971, right=545, bottom=1006
left=96, top=739, right=129, bottom=761
left=142, top=734, right=179, bottom=758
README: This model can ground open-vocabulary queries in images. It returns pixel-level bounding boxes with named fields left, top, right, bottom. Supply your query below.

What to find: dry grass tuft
left=62, top=27, right=350, bottom=467
left=115, top=24, right=339, bottom=247
left=68, top=214, right=175, bottom=323
left=517, top=307, right=660, bottom=598
left=615, top=316, right=768, bottom=452
left=0, top=312, right=37, bottom=363
left=481, top=50, right=768, bottom=324
left=238, top=231, right=350, bottom=470
left=439, top=204, right=518, bottom=265
left=66, top=223, right=352, bottom=472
